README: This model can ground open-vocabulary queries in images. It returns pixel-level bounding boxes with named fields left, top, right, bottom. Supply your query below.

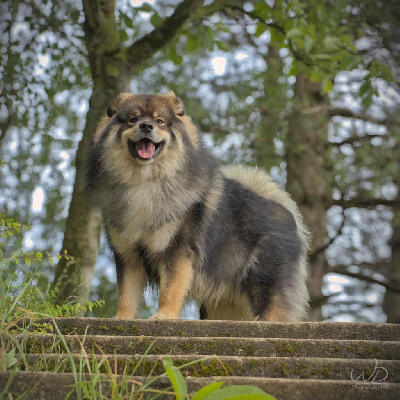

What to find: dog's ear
left=106, top=93, right=133, bottom=117
left=161, top=91, right=185, bottom=116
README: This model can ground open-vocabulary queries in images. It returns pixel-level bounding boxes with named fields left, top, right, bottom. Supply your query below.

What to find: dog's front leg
left=151, top=256, right=193, bottom=320
left=115, top=251, right=147, bottom=320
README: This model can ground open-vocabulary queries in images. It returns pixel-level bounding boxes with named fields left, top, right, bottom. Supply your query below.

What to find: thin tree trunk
left=286, top=74, right=329, bottom=321
left=383, top=206, right=400, bottom=323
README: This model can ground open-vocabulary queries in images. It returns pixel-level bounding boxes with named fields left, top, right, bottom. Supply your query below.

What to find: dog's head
left=95, top=92, right=198, bottom=173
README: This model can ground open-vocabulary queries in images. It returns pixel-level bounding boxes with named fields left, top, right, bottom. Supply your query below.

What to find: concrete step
left=22, top=354, right=400, bottom=381
left=22, top=333, right=400, bottom=359
left=22, top=317, right=400, bottom=341
left=1, top=371, right=399, bottom=400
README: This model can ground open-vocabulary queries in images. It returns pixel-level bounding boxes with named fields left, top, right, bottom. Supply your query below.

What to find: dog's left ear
left=161, top=91, right=185, bottom=116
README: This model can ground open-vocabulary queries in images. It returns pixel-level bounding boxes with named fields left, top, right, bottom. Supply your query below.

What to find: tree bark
left=383, top=205, right=400, bottom=323
left=286, top=74, right=329, bottom=321
left=53, top=0, right=206, bottom=304
left=53, top=0, right=130, bottom=303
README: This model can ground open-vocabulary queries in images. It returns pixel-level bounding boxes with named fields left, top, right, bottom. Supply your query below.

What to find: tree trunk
left=52, top=0, right=206, bottom=304
left=286, top=74, right=329, bottom=321
left=53, top=0, right=130, bottom=304
left=383, top=206, right=400, bottom=323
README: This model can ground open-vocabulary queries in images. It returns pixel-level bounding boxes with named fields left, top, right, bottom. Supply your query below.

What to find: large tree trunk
left=286, top=74, right=329, bottom=321
left=383, top=206, right=400, bottom=323
left=53, top=0, right=206, bottom=304
left=53, top=0, right=130, bottom=303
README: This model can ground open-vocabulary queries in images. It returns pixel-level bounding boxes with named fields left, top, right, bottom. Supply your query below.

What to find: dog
left=85, top=91, right=310, bottom=321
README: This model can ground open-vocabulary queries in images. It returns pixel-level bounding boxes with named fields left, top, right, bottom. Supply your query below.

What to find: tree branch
left=331, top=198, right=400, bottom=209
left=310, top=209, right=346, bottom=262
left=127, top=0, right=205, bottom=67
left=0, top=116, right=12, bottom=149
left=232, top=7, right=313, bottom=67
left=328, top=265, right=400, bottom=294
left=302, top=105, right=388, bottom=126
left=330, top=134, right=386, bottom=146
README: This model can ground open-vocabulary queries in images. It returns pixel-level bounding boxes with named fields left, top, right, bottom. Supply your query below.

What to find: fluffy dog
left=85, top=92, right=310, bottom=321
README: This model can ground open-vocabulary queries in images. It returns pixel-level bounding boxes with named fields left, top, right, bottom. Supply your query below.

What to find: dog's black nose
left=140, top=122, right=154, bottom=134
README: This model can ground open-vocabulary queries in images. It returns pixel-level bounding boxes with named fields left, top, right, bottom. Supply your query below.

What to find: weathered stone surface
left=22, top=333, right=400, bottom=359
left=1, top=372, right=400, bottom=400
left=4, top=318, right=400, bottom=399
left=23, top=354, right=400, bottom=382
left=23, top=317, right=400, bottom=341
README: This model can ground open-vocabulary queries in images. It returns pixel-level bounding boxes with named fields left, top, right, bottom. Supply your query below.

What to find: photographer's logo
left=351, top=358, right=389, bottom=391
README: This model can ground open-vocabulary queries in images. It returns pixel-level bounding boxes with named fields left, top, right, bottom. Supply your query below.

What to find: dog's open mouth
left=128, top=139, right=164, bottom=160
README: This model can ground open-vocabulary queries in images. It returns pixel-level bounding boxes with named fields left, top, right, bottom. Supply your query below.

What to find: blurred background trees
left=1, top=0, right=399, bottom=322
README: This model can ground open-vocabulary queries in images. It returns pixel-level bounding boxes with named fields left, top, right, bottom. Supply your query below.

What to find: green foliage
left=0, top=209, right=104, bottom=324
left=163, top=357, right=276, bottom=400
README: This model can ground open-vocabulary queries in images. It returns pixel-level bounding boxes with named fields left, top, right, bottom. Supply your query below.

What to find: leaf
left=201, top=385, right=275, bottom=400
left=186, top=34, right=197, bottom=52
left=150, top=13, right=163, bottom=28
left=162, top=357, right=187, bottom=400
left=169, top=46, right=183, bottom=65
left=255, top=21, right=267, bottom=38
left=192, top=381, right=224, bottom=400
left=361, top=90, right=373, bottom=108
left=286, top=28, right=303, bottom=39
left=227, top=395, right=276, bottom=400
left=322, top=79, right=333, bottom=93
left=303, top=35, right=314, bottom=54
left=380, top=64, right=395, bottom=82
left=359, top=80, right=371, bottom=97
left=215, top=41, right=230, bottom=52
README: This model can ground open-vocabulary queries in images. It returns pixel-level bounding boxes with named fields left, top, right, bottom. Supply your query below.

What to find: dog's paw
left=150, top=311, right=174, bottom=320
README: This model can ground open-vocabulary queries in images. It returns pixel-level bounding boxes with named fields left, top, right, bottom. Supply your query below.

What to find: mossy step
left=21, top=334, right=400, bottom=359
left=22, top=317, right=400, bottom=341
left=1, top=371, right=400, bottom=400
left=23, top=353, right=400, bottom=381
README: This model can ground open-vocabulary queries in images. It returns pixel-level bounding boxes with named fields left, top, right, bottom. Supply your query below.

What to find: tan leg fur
left=116, top=262, right=147, bottom=319
left=151, top=257, right=193, bottom=319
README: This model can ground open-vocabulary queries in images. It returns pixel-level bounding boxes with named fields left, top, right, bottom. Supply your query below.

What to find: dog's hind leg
left=202, top=294, right=255, bottom=321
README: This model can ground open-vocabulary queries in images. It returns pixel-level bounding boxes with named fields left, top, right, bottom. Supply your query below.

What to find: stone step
left=23, top=354, right=400, bottom=382
left=22, top=333, right=400, bottom=359
left=22, top=317, right=400, bottom=341
left=1, top=371, right=399, bottom=400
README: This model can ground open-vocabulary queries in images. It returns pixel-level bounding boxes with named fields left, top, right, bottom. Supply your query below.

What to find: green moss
left=293, top=362, right=310, bottom=378
left=189, top=360, right=233, bottom=377
left=218, top=331, right=233, bottom=337
left=129, top=325, right=140, bottom=335
left=60, top=323, right=75, bottom=335
left=334, top=345, right=340, bottom=352
left=114, top=324, right=127, bottom=332
left=275, top=342, right=296, bottom=356
left=321, top=366, right=331, bottom=379
left=181, top=342, right=192, bottom=352
left=281, top=361, right=287, bottom=377
left=97, top=324, right=109, bottom=332
left=247, top=344, right=256, bottom=357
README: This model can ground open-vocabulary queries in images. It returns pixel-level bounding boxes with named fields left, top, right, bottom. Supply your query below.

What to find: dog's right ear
left=93, top=93, right=133, bottom=143
left=106, top=93, right=133, bottom=117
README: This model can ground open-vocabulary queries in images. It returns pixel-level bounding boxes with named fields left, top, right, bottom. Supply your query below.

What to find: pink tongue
left=136, top=141, right=155, bottom=159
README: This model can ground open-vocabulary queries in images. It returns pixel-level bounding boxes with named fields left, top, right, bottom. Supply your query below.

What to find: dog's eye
left=129, top=117, right=138, bottom=123
left=156, top=119, right=164, bottom=124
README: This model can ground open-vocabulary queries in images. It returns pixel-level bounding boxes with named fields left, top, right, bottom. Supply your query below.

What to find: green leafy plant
left=163, top=357, right=276, bottom=400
